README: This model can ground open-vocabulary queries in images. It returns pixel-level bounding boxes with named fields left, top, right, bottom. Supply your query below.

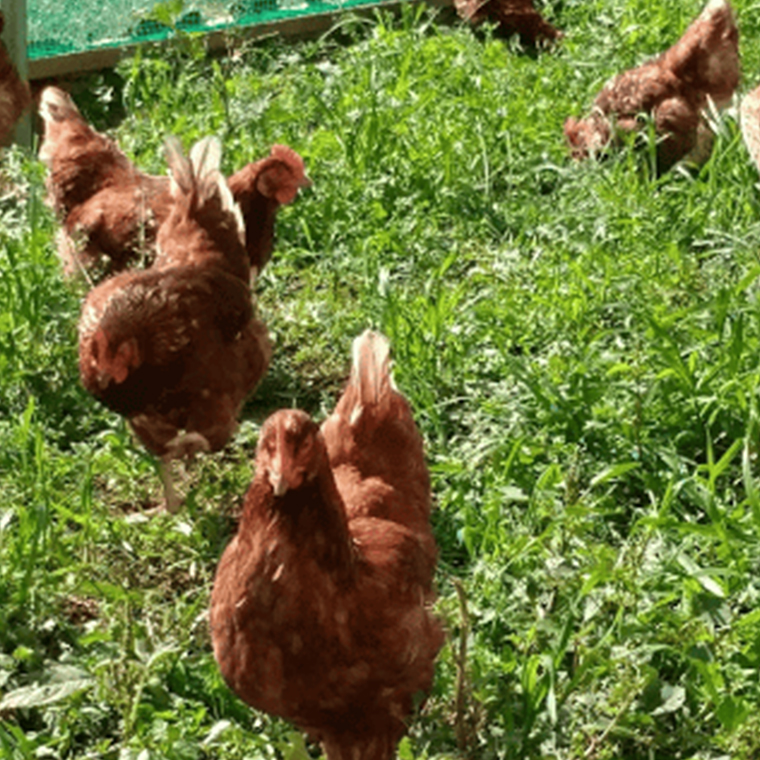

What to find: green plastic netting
left=24, top=0, right=378, bottom=60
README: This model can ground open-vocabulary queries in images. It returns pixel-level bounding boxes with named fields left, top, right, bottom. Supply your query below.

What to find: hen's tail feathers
left=339, top=330, right=397, bottom=428
left=165, top=135, right=244, bottom=240
left=664, top=0, right=739, bottom=105
left=452, top=0, right=481, bottom=23
left=165, top=134, right=202, bottom=197
left=39, top=86, right=83, bottom=126
left=741, top=86, right=760, bottom=174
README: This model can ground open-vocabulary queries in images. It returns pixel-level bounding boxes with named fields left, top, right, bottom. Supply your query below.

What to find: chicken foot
left=159, top=432, right=211, bottom=514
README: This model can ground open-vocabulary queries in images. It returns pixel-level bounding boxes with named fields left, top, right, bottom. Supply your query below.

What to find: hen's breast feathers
left=211, top=479, right=440, bottom=745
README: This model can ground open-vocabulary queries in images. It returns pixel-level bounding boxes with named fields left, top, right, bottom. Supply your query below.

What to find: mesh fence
left=23, top=0, right=378, bottom=60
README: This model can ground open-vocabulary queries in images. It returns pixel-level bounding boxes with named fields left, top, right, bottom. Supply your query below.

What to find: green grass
left=4, top=0, right=760, bottom=757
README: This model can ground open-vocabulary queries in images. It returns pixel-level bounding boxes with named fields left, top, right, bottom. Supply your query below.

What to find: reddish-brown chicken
left=210, top=330, right=443, bottom=760
left=227, top=144, right=310, bottom=277
left=153, top=141, right=309, bottom=279
left=564, top=0, right=739, bottom=171
left=0, top=12, right=31, bottom=146
left=39, top=86, right=308, bottom=281
left=454, top=0, right=561, bottom=46
left=741, top=83, right=760, bottom=173
left=79, top=136, right=271, bottom=512
left=39, top=86, right=172, bottom=278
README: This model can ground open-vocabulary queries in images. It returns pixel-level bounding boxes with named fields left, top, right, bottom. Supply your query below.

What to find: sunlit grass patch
left=3, top=1, right=760, bottom=757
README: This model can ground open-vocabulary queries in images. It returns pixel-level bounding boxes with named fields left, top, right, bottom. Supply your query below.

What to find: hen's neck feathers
left=242, top=457, right=356, bottom=582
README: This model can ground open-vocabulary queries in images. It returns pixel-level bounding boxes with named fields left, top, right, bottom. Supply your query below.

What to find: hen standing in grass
left=210, top=330, right=443, bottom=760
left=564, top=0, right=739, bottom=171
left=78, top=136, right=271, bottom=512
left=0, top=12, right=31, bottom=146
left=39, top=86, right=309, bottom=281
left=39, top=86, right=173, bottom=278
left=454, top=0, right=561, bottom=46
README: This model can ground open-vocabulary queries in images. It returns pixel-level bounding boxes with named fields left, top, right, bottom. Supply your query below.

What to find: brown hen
left=39, top=86, right=172, bottom=278
left=39, top=86, right=308, bottom=281
left=564, top=0, right=739, bottom=171
left=454, top=0, right=561, bottom=46
left=227, top=144, right=310, bottom=277
left=210, top=330, right=443, bottom=760
left=79, top=136, right=271, bottom=512
left=0, top=12, right=31, bottom=146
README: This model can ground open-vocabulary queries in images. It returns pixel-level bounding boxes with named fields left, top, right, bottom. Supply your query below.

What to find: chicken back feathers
left=0, top=12, right=31, bottom=146
left=321, top=332, right=432, bottom=535
left=564, top=0, right=739, bottom=170
left=210, top=330, right=442, bottom=760
left=39, top=86, right=172, bottom=277
left=79, top=136, right=271, bottom=460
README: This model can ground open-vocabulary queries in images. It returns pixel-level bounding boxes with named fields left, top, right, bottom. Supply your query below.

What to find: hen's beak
left=268, top=468, right=289, bottom=497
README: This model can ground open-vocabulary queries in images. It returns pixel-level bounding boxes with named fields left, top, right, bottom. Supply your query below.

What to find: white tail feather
left=350, top=330, right=393, bottom=410
left=165, top=135, right=193, bottom=197
left=702, top=0, right=730, bottom=17
left=165, top=135, right=244, bottom=243
left=189, top=135, right=222, bottom=181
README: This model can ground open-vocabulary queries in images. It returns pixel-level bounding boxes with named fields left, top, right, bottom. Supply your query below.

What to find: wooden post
left=3, top=0, right=31, bottom=147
